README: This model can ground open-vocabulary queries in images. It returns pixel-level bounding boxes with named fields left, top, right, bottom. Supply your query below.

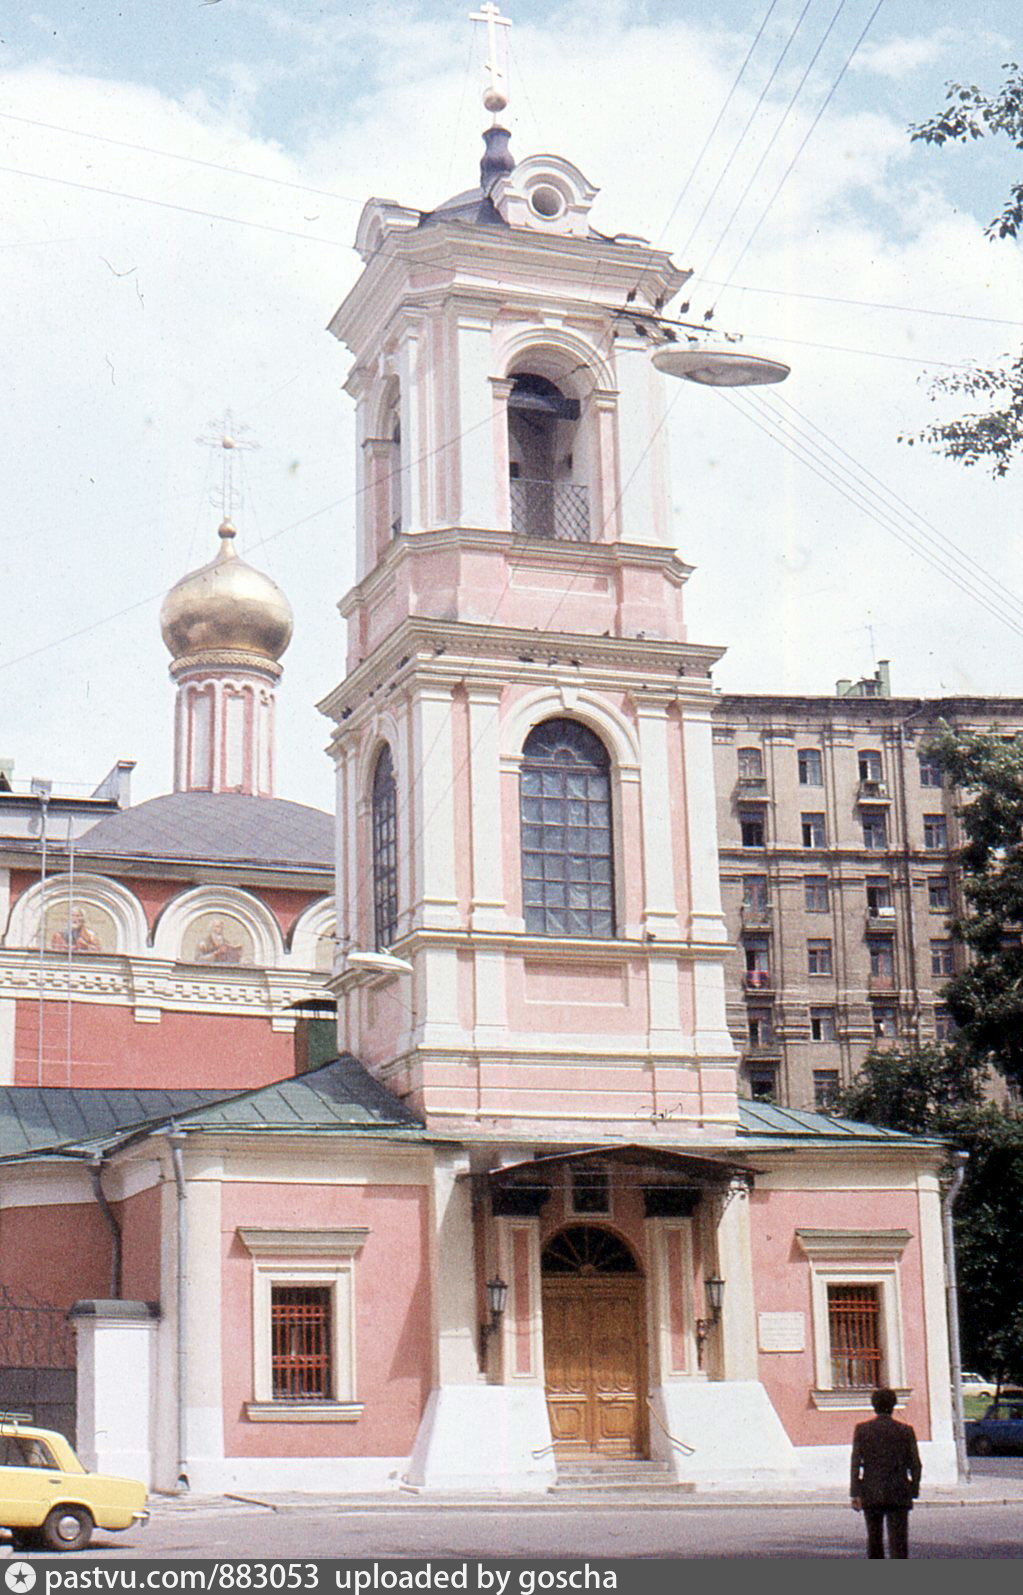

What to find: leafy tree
left=838, top=1047, right=1023, bottom=1387
left=925, top=724, right=1023, bottom=1092
left=901, top=65, right=1023, bottom=475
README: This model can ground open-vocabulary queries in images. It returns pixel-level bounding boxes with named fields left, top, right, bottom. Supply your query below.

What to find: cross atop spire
left=470, top=2, right=512, bottom=118
left=195, top=410, right=259, bottom=524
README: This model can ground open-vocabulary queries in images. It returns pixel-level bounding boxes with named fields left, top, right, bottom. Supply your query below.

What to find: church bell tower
left=320, top=48, right=737, bottom=1141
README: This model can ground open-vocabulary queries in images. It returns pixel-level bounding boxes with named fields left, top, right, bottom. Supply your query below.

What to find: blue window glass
left=372, top=745, right=398, bottom=950
left=520, top=719, right=614, bottom=938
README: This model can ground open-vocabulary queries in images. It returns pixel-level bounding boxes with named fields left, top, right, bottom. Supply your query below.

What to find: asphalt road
left=19, top=1498, right=1021, bottom=1562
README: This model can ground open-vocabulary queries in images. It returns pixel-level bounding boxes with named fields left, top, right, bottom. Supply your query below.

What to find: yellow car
left=0, top=1417, right=148, bottom=1552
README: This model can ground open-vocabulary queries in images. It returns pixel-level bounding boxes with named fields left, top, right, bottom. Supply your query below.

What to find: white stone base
left=181, top=1455, right=408, bottom=1496
left=790, top=1440, right=959, bottom=1491
left=652, top=1381, right=797, bottom=1488
left=405, top=1386, right=556, bottom=1492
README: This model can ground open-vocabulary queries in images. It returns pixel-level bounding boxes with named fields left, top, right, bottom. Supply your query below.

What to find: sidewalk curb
left=148, top=1490, right=1023, bottom=1516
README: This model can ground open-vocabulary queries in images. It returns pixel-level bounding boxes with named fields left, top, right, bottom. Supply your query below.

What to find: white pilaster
left=0, top=998, right=14, bottom=1085
left=412, top=686, right=460, bottom=930
left=468, top=686, right=507, bottom=930
left=681, top=705, right=727, bottom=943
left=637, top=701, right=682, bottom=938
left=182, top=1163, right=226, bottom=1475
left=714, top=1185, right=758, bottom=1382
left=457, top=315, right=498, bottom=529
left=614, top=336, right=668, bottom=545
left=398, top=317, right=427, bottom=533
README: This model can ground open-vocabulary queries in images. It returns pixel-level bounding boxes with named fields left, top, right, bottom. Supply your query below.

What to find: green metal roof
left=0, top=1058, right=424, bottom=1162
left=737, top=1099, right=944, bottom=1146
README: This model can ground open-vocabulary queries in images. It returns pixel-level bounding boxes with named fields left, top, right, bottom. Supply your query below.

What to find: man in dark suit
left=850, top=1387, right=922, bottom=1557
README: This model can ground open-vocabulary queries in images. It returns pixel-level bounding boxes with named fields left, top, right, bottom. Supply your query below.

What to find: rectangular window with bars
left=271, top=1285, right=333, bottom=1401
left=827, top=1283, right=883, bottom=1389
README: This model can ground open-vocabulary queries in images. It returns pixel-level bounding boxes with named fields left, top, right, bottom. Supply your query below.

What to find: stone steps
left=549, top=1459, right=696, bottom=1497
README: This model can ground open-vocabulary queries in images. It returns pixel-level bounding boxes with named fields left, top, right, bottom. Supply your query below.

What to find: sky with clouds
left=2, top=1, right=1023, bottom=811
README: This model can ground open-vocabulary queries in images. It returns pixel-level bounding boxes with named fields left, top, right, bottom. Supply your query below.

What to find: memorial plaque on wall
left=758, top=1311, right=806, bottom=1352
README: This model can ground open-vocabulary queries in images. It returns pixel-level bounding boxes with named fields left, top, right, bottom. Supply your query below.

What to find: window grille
left=520, top=719, right=614, bottom=938
left=271, top=1285, right=332, bottom=1400
left=509, top=478, right=590, bottom=541
left=827, top=1284, right=883, bottom=1388
left=372, top=745, right=398, bottom=950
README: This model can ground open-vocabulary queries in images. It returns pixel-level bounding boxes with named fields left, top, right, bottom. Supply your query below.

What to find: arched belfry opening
left=541, top=1225, right=647, bottom=1459
left=507, top=373, right=590, bottom=541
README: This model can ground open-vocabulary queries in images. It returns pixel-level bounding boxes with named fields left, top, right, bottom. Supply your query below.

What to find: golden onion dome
left=160, top=520, right=293, bottom=670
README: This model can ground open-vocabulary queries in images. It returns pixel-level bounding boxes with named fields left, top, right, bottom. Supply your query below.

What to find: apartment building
left=712, top=665, right=1023, bottom=1110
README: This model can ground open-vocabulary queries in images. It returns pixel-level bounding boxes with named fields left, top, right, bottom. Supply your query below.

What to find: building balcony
left=735, top=776, right=768, bottom=798
left=744, top=969, right=774, bottom=991
left=868, top=972, right=896, bottom=993
left=857, top=779, right=891, bottom=803
left=510, top=478, right=590, bottom=541
left=866, top=907, right=897, bottom=930
left=744, top=1040, right=781, bottom=1059
left=741, top=902, right=772, bottom=928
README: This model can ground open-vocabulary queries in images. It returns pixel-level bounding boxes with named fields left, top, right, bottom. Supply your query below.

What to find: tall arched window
left=372, top=745, right=398, bottom=950
left=520, top=718, right=614, bottom=938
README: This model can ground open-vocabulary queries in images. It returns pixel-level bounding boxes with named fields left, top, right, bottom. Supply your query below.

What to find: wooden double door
left=542, top=1275, right=647, bottom=1458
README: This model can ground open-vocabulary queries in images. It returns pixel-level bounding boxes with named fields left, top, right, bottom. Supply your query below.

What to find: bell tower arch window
left=520, top=718, right=614, bottom=938
left=507, top=374, right=590, bottom=542
left=371, top=744, right=398, bottom=950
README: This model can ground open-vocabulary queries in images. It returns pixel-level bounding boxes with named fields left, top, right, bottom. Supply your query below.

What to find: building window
left=742, top=874, right=769, bottom=911
left=813, top=1071, right=841, bottom=1110
left=520, top=718, right=614, bottom=938
left=804, top=875, right=829, bottom=913
left=238, top=1227, right=369, bottom=1420
left=801, top=812, right=826, bottom=848
left=873, top=1004, right=898, bottom=1039
left=811, top=1006, right=837, bottom=1042
left=568, top=1164, right=610, bottom=1217
left=934, top=1006, right=955, bottom=1041
left=862, top=812, right=888, bottom=850
left=923, top=814, right=948, bottom=850
left=798, top=748, right=823, bottom=786
left=868, top=935, right=894, bottom=978
left=372, top=745, right=398, bottom=950
left=744, top=938, right=771, bottom=988
left=797, top=1228, right=909, bottom=1407
left=919, top=755, right=944, bottom=788
left=747, top=1064, right=777, bottom=1101
left=737, top=746, right=763, bottom=779
left=928, top=877, right=951, bottom=912
left=866, top=876, right=892, bottom=914
left=748, top=1006, right=775, bottom=1046
left=271, top=1286, right=332, bottom=1401
left=931, top=939, right=955, bottom=977
left=807, top=939, right=833, bottom=976
left=828, top=1284, right=883, bottom=1389
left=858, top=750, right=883, bottom=783
left=739, top=807, right=766, bottom=848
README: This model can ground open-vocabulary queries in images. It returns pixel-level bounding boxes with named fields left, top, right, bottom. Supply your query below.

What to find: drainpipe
left=167, top=1128, right=190, bottom=1493
left=89, top=1157, right=122, bottom=1298
left=942, top=1149, right=970, bottom=1482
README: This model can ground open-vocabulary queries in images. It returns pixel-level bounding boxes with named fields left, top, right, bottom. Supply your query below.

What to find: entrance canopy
left=479, top=1142, right=759, bottom=1218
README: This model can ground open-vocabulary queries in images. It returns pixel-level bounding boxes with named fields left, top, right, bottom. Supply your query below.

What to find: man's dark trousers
left=863, top=1506, right=909, bottom=1559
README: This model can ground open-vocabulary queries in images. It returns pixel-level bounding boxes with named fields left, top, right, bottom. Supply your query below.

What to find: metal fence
left=510, top=478, right=590, bottom=541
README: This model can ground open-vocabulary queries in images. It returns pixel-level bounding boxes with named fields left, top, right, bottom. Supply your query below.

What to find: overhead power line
left=712, top=0, right=887, bottom=301
left=676, top=0, right=817, bottom=267
left=696, top=277, right=1023, bottom=330
left=719, top=386, right=1023, bottom=640
left=697, top=0, right=851, bottom=284
left=0, top=109, right=363, bottom=207
left=657, top=0, right=781, bottom=242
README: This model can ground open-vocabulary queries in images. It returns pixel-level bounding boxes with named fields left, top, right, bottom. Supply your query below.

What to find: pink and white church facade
left=0, top=88, right=957, bottom=1497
